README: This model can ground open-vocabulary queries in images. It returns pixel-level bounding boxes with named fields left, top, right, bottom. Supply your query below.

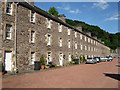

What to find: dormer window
left=6, top=2, right=13, bottom=15
left=30, top=11, right=35, bottom=23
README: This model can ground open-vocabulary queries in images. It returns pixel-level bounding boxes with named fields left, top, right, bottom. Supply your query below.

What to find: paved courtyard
left=2, top=58, right=119, bottom=88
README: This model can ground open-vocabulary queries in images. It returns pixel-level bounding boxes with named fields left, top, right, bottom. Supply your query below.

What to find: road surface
left=2, top=58, right=119, bottom=88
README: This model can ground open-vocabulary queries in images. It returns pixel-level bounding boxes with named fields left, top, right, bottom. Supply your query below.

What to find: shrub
left=40, top=54, right=46, bottom=65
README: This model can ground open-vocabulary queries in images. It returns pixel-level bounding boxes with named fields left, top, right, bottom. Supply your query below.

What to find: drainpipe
left=14, top=2, right=18, bottom=73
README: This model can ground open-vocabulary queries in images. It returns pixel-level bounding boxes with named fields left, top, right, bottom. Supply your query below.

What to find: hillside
left=66, top=19, right=120, bottom=50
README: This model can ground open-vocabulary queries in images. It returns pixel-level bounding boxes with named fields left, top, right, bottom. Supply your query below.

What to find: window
left=31, top=31, right=35, bottom=43
left=88, top=46, right=90, bottom=51
left=68, top=40, right=70, bottom=48
left=47, top=34, right=51, bottom=46
left=80, top=34, right=82, bottom=39
left=47, top=52, right=51, bottom=64
left=31, top=52, right=35, bottom=64
left=85, top=45, right=87, bottom=50
left=81, top=44, right=83, bottom=50
left=91, top=39, right=93, bottom=44
left=88, top=38, right=90, bottom=42
left=75, top=32, right=77, bottom=38
left=68, top=28, right=70, bottom=35
left=6, top=24, right=12, bottom=39
left=75, top=42, right=77, bottom=49
left=58, top=24, right=62, bottom=32
left=85, top=36, right=86, bottom=41
left=47, top=18, right=52, bottom=29
left=59, top=38, right=62, bottom=47
left=6, top=2, right=12, bottom=15
left=68, top=53, right=71, bottom=61
left=30, top=11, right=35, bottom=23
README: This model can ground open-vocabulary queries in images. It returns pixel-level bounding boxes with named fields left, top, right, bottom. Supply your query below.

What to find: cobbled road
left=2, top=58, right=119, bottom=88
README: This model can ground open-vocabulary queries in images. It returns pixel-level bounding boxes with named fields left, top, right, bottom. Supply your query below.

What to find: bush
left=40, top=54, right=46, bottom=65
left=0, top=63, right=5, bottom=72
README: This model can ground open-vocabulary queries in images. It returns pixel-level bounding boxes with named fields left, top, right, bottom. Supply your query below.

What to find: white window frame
left=6, top=2, right=13, bottom=15
left=47, top=18, right=52, bottom=29
left=30, top=11, right=36, bottom=23
left=59, top=38, right=62, bottom=47
left=85, top=36, right=86, bottom=41
left=85, top=45, right=87, bottom=50
left=6, top=24, right=12, bottom=39
left=80, top=34, right=82, bottom=39
left=75, top=42, right=77, bottom=49
left=81, top=44, right=83, bottom=50
left=68, top=28, right=70, bottom=35
left=68, top=40, right=70, bottom=48
left=31, top=31, right=35, bottom=43
left=31, top=52, right=35, bottom=64
left=68, top=53, right=71, bottom=61
left=47, top=34, right=51, bottom=46
left=88, top=38, right=90, bottom=42
left=47, top=52, right=51, bottom=64
left=75, top=32, right=77, bottom=38
left=58, top=23, right=62, bottom=32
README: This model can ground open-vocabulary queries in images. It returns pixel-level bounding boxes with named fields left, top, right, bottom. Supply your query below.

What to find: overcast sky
left=35, top=1, right=119, bottom=34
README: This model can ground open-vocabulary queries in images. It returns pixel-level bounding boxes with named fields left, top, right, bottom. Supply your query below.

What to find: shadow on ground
left=104, top=73, right=120, bottom=81
left=116, top=65, right=120, bottom=67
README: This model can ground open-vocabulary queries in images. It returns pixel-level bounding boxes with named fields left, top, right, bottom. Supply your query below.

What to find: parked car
left=106, top=56, right=113, bottom=61
left=100, top=57, right=106, bottom=62
left=114, top=56, right=120, bottom=58
left=94, top=57, right=100, bottom=63
left=86, top=57, right=97, bottom=64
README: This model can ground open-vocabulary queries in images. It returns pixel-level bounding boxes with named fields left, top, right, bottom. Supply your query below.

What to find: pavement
left=2, top=58, right=119, bottom=88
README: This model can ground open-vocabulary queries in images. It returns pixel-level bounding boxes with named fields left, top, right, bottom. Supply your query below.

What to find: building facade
left=0, top=1, right=110, bottom=73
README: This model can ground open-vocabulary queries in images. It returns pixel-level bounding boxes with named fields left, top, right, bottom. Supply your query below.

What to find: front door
left=59, top=53, right=63, bottom=66
left=4, top=51, right=12, bottom=71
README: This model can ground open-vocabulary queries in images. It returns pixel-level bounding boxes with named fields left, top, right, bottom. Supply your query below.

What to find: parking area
left=2, top=58, right=119, bottom=88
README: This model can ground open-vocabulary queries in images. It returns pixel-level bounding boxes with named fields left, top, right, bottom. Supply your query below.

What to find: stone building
left=0, top=1, right=110, bottom=73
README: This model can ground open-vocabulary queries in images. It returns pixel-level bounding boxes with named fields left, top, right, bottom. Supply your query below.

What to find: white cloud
left=93, top=0, right=109, bottom=10
left=105, top=14, right=120, bottom=21
left=69, top=9, right=81, bottom=14
left=57, top=5, right=81, bottom=14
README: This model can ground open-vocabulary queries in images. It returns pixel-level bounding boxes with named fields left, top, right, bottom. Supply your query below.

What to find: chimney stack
left=75, top=26, right=82, bottom=32
left=58, top=14, right=66, bottom=22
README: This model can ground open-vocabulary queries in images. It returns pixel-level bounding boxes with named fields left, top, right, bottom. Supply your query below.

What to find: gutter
left=14, top=2, right=19, bottom=73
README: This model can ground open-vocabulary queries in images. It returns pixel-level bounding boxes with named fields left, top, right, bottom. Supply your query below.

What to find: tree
left=48, top=7, right=59, bottom=16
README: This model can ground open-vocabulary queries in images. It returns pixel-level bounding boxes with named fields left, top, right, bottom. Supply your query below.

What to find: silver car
left=86, top=57, right=97, bottom=64
left=100, top=57, right=106, bottom=62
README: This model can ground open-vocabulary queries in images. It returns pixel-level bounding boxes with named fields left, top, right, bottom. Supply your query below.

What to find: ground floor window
left=31, top=52, right=35, bottom=64
left=59, top=53, right=63, bottom=66
left=68, top=53, right=71, bottom=61
left=47, top=52, right=51, bottom=64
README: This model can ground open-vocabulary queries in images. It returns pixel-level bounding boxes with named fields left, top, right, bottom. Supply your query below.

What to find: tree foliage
left=48, top=7, right=59, bottom=16
left=66, top=19, right=120, bottom=50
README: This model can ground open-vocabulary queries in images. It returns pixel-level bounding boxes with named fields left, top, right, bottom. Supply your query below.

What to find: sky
left=34, top=1, right=119, bottom=34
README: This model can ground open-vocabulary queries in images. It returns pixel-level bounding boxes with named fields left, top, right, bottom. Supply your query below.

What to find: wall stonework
left=1, top=2, right=111, bottom=73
